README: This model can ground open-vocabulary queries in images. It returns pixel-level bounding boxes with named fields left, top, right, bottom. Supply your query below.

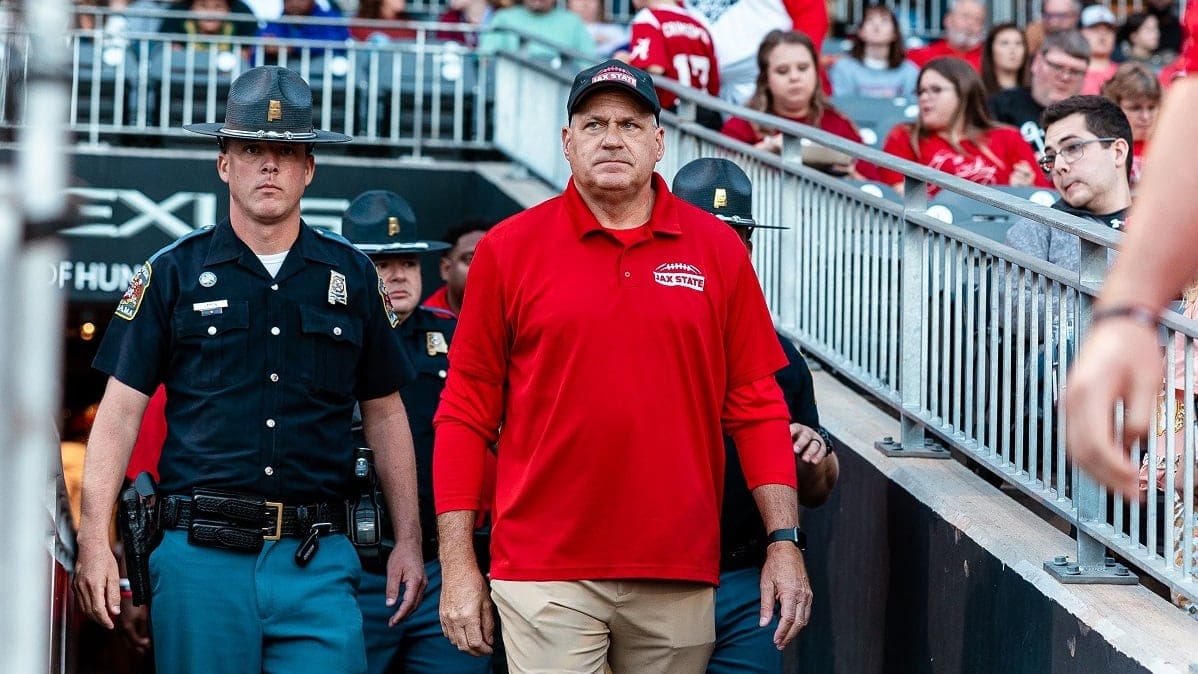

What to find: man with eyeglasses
left=989, top=30, right=1091, bottom=157
left=1006, top=95, right=1132, bottom=292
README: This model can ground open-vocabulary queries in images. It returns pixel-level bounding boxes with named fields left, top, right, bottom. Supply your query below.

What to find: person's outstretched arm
left=1066, top=78, right=1198, bottom=495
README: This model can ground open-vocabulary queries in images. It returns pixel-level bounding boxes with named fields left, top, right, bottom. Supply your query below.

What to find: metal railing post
left=877, top=176, right=948, bottom=458
left=1044, top=238, right=1137, bottom=585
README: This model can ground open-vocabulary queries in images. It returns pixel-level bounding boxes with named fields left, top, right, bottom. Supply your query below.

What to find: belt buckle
left=263, top=501, right=284, bottom=541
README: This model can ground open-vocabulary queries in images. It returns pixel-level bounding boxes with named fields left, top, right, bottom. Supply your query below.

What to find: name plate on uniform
left=193, top=299, right=228, bottom=316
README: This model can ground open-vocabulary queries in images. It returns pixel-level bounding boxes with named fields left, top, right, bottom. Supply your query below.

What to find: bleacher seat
left=926, top=186, right=1060, bottom=244
left=143, top=45, right=247, bottom=128
left=355, top=44, right=484, bottom=142
left=829, top=94, right=917, bottom=147
left=74, top=36, right=138, bottom=129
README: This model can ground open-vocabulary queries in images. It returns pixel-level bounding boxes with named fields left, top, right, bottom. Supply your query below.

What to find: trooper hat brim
left=183, top=122, right=352, bottom=143
left=358, top=241, right=452, bottom=255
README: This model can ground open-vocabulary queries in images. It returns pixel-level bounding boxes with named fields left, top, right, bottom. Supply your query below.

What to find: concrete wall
left=792, top=366, right=1198, bottom=674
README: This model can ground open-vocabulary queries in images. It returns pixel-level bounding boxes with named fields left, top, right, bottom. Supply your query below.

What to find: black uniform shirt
left=94, top=220, right=414, bottom=503
left=395, top=306, right=456, bottom=538
left=721, top=333, right=824, bottom=553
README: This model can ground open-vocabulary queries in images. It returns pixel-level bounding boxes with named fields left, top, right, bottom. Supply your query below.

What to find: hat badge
left=267, top=99, right=282, bottom=122
left=713, top=188, right=728, bottom=209
left=388, top=216, right=400, bottom=237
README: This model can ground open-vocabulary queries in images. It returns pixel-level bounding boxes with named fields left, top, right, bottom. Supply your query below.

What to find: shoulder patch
left=378, top=275, right=399, bottom=328
left=115, top=261, right=152, bottom=321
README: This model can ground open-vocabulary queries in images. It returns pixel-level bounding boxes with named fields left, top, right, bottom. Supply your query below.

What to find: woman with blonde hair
left=879, top=57, right=1050, bottom=194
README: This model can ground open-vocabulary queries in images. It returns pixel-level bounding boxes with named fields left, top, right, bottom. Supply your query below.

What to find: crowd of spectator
left=69, top=0, right=1190, bottom=194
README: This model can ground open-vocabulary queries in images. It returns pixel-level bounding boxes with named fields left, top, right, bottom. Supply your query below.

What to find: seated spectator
left=828, top=4, right=918, bottom=99
left=1025, top=0, right=1081, bottom=55
left=981, top=23, right=1029, bottom=97
left=567, top=0, right=627, bottom=57
left=989, top=30, right=1090, bottom=156
left=437, top=0, right=495, bottom=47
left=618, top=0, right=719, bottom=126
left=351, top=0, right=417, bottom=42
left=157, top=0, right=259, bottom=38
left=258, top=0, right=350, bottom=55
left=879, top=57, right=1049, bottom=193
left=158, top=0, right=255, bottom=48
left=1144, top=0, right=1182, bottom=62
left=478, top=0, right=595, bottom=59
left=1101, top=61, right=1160, bottom=186
left=1118, top=12, right=1165, bottom=69
left=1004, top=95, right=1131, bottom=333
left=1079, top=5, right=1118, bottom=94
left=907, top=0, right=986, bottom=72
left=722, top=29, right=876, bottom=178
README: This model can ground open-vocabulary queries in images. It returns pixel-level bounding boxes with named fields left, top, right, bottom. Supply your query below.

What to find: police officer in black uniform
left=672, top=158, right=841, bottom=674
left=73, top=66, right=427, bottom=674
left=340, top=190, right=493, bottom=674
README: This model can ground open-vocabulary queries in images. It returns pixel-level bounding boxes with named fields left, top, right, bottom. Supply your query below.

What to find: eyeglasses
left=1041, top=57, right=1087, bottom=80
left=1037, top=137, right=1117, bottom=173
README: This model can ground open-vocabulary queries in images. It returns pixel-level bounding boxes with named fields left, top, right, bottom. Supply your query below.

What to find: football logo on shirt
left=653, top=262, right=705, bottom=291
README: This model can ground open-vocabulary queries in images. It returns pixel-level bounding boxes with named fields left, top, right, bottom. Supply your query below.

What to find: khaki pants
left=490, top=579, right=715, bottom=674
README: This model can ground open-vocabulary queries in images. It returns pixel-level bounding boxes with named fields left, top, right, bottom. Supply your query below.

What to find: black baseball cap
left=671, top=158, right=787, bottom=229
left=566, top=60, right=661, bottom=120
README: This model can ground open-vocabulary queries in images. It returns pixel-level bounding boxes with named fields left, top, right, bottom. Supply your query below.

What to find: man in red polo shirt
left=433, top=59, right=808, bottom=673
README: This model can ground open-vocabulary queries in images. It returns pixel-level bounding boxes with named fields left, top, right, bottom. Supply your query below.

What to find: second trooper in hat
left=340, top=190, right=494, bottom=674
left=672, top=157, right=840, bottom=674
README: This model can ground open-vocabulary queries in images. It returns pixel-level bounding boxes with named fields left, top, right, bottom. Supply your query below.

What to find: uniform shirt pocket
left=172, top=301, right=251, bottom=390
left=299, top=305, right=364, bottom=398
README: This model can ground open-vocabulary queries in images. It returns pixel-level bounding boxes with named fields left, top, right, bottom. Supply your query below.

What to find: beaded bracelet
left=1090, top=304, right=1159, bottom=328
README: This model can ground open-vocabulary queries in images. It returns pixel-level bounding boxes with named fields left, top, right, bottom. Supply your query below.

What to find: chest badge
left=328, top=270, right=348, bottom=305
left=653, top=262, right=706, bottom=292
left=198, top=271, right=217, bottom=288
left=426, top=331, right=449, bottom=356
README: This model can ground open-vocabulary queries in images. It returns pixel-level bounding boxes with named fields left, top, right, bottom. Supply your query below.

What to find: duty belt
left=160, top=492, right=348, bottom=542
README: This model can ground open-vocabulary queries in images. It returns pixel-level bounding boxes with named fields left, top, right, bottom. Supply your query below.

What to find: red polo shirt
left=434, top=174, right=795, bottom=585
left=906, top=41, right=983, bottom=72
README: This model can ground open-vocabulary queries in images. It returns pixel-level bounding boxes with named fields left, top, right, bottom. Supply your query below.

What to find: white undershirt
left=257, top=250, right=289, bottom=278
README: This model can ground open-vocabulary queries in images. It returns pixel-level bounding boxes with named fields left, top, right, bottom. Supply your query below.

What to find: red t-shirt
left=878, top=124, right=1051, bottom=193
left=627, top=4, right=720, bottom=110
left=422, top=285, right=454, bottom=315
left=906, top=41, right=983, bottom=72
left=720, top=108, right=880, bottom=179
left=434, top=174, right=795, bottom=584
left=1132, top=139, right=1147, bottom=185
left=125, top=385, right=167, bottom=481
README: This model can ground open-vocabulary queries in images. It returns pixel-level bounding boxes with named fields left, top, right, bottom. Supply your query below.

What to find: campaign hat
left=671, top=158, right=787, bottom=229
left=566, top=59, right=661, bottom=120
left=184, top=65, right=351, bottom=143
left=341, top=190, right=450, bottom=255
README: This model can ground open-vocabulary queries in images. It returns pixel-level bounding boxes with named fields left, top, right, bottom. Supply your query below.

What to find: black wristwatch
left=766, top=527, right=807, bottom=551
